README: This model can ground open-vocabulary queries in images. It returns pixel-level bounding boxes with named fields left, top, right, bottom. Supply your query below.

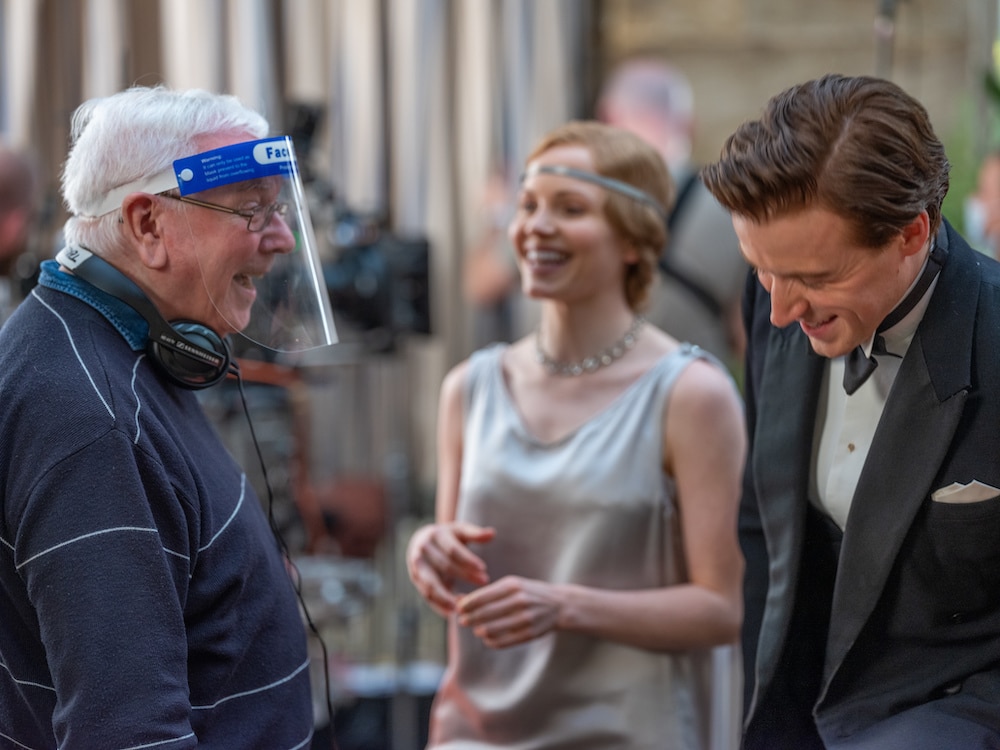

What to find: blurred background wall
left=3, top=1, right=999, bottom=746
left=602, top=0, right=1000, bottom=233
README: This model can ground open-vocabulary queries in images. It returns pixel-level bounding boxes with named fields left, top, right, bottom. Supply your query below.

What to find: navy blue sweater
left=0, top=262, right=313, bottom=748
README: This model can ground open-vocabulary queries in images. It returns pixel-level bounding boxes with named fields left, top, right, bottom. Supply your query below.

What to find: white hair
left=61, top=86, right=269, bottom=249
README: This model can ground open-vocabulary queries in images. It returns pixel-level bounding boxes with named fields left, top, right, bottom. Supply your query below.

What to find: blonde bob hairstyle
left=524, top=120, right=676, bottom=311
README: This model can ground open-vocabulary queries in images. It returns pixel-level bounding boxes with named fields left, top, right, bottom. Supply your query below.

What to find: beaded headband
left=522, top=164, right=667, bottom=220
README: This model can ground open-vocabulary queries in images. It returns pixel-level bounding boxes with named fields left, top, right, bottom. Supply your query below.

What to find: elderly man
left=0, top=86, right=336, bottom=747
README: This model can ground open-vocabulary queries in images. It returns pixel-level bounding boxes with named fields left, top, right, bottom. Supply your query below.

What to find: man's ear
left=120, top=192, right=169, bottom=269
left=899, top=210, right=931, bottom=259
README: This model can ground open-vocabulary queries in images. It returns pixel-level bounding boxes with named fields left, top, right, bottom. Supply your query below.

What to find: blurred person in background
left=597, top=56, right=747, bottom=372
left=963, top=149, right=1000, bottom=259
left=463, top=57, right=747, bottom=374
left=462, top=166, right=524, bottom=346
left=409, top=121, right=746, bottom=749
left=704, top=73, right=1000, bottom=749
left=0, top=139, right=41, bottom=323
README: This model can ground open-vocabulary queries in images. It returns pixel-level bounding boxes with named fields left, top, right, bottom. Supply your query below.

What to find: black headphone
left=56, top=246, right=232, bottom=389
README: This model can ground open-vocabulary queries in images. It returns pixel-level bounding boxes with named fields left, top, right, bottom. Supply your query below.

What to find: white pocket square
left=931, top=480, right=1000, bottom=504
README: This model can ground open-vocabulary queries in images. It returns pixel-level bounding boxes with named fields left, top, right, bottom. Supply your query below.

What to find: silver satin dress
left=428, top=343, right=742, bottom=750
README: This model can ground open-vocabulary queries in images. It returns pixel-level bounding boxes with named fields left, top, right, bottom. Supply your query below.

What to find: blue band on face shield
left=172, top=136, right=297, bottom=195
left=89, top=136, right=299, bottom=217
left=86, top=134, right=337, bottom=353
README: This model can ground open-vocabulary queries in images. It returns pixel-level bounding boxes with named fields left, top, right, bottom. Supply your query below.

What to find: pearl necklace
left=535, top=317, right=645, bottom=377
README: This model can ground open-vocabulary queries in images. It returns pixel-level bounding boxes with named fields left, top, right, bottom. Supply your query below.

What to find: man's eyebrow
left=772, top=270, right=834, bottom=284
left=740, top=258, right=832, bottom=283
left=233, top=177, right=280, bottom=195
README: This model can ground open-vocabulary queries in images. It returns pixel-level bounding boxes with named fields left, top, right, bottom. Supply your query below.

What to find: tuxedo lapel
left=752, top=323, right=825, bottom=695
left=822, top=225, right=977, bottom=688
left=823, top=336, right=966, bottom=682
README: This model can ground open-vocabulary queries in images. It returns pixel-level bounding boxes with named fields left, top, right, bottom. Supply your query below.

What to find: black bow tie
left=842, top=242, right=945, bottom=395
left=843, top=335, right=898, bottom=395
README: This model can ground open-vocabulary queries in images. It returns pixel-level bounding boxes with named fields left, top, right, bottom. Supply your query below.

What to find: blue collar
left=38, top=259, right=149, bottom=351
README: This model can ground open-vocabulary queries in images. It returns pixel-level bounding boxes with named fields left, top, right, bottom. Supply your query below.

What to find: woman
left=407, top=121, right=746, bottom=749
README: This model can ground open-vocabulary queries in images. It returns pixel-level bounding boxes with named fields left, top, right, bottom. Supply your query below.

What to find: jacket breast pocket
left=912, top=493, right=1000, bottom=620
left=891, top=497, right=1000, bottom=639
left=926, top=491, right=1000, bottom=561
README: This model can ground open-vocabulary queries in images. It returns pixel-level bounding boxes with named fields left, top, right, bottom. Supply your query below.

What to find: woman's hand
left=456, top=576, right=564, bottom=649
left=406, top=521, right=495, bottom=617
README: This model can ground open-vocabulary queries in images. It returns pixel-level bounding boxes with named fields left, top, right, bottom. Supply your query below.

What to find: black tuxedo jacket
left=740, top=222, right=1000, bottom=748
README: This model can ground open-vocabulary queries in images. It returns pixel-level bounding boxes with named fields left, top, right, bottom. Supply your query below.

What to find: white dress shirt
left=811, top=267, right=940, bottom=530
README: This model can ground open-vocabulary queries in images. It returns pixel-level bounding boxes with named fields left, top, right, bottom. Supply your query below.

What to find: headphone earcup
left=57, top=248, right=233, bottom=390
left=148, top=321, right=231, bottom=390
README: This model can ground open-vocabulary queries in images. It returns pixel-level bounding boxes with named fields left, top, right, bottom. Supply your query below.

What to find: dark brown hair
left=701, top=74, right=950, bottom=247
left=526, top=121, right=676, bottom=311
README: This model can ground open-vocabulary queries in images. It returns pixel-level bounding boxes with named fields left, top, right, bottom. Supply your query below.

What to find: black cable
left=231, top=360, right=339, bottom=749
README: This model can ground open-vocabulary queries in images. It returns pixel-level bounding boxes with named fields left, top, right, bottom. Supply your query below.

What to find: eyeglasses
left=161, top=192, right=289, bottom=232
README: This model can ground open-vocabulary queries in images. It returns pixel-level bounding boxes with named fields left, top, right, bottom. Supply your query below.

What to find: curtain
left=0, top=0, right=42, bottom=145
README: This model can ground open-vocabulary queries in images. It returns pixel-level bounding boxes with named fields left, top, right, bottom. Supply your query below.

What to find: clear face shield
left=167, top=136, right=337, bottom=354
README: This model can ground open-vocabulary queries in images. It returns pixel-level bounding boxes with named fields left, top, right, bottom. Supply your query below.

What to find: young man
left=0, top=87, right=336, bottom=747
left=703, top=73, right=1000, bottom=749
